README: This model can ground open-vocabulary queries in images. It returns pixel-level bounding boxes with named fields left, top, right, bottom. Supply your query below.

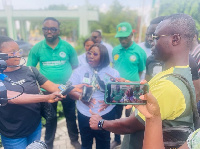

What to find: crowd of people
left=0, top=12, right=200, bottom=149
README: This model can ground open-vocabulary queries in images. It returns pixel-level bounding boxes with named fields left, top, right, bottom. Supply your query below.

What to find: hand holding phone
left=104, top=82, right=149, bottom=105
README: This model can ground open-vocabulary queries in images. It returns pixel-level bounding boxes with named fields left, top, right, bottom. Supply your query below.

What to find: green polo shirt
left=27, top=37, right=78, bottom=84
left=112, top=42, right=147, bottom=81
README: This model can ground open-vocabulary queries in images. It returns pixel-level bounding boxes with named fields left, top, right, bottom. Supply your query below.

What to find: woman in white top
left=69, top=43, right=120, bottom=149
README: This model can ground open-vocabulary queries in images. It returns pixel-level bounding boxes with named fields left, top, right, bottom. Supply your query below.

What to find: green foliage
left=59, top=20, right=78, bottom=38
left=158, top=0, right=200, bottom=32
left=89, top=0, right=138, bottom=33
left=57, top=101, right=64, bottom=119
left=29, top=0, right=140, bottom=49
left=74, top=36, right=88, bottom=55
left=103, top=33, right=120, bottom=47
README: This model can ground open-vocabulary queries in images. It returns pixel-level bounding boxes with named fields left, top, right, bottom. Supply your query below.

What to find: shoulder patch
left=114, top=54, right=119, bottom=61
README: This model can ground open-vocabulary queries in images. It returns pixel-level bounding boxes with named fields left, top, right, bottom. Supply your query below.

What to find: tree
left=158, top=0, right=200, bottom=32
left=89, top=0, right=139, bottom=46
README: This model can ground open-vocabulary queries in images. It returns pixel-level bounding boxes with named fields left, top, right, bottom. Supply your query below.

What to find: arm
left=40, top=80, right=60, bottom=93
left=89, top=110, right=144, bottom=134
left=68, top=45, right=79, bottom=70
left=143, top=116, right=163, bottom=149
left=7, top=90, right=61, bottom=104
left=41, top=81, right=87, bottom=100
left=179, top=143, right=189, bottom=149
left=139, top=71, right=143, bottom=78
left=103, top=112, right=145, bottom=134
left=135, top=91, right=164, bottom=149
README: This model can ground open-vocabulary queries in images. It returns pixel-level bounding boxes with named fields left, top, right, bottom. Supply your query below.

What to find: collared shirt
left=136, top=66, right=195, bottom=129
left=69, top=64, right=120, bottom=117
left=112, top=42, right=147, bottom=81
left=27, top=37, right=78, bottom=84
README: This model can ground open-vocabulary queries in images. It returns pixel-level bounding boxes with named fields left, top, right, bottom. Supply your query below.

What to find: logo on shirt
left=59, top=52, right=66, bottom=58
left=114, top=54, right=119, bottom=61
left=11, top=79, right=25, bottom=85
left=130, top=55, right=136, bottom=62
left=43, top=60, right=66, bottom=66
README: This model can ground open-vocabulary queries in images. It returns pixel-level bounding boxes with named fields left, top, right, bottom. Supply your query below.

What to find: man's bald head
left=163, top=13, right=196, bottom=48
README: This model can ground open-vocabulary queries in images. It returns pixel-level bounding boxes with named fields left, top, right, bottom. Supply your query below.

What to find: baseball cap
left=115, top=22, right=133, bottom=38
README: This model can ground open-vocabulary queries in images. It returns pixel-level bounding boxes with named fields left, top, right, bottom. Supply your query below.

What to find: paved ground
left=40, top=118, right=123, bottom=149
left=0, top=114, right=124, bottom=149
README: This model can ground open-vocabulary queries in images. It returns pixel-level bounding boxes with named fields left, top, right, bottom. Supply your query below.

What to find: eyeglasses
left=87, top=51, right=99, bottom=56
left=42, top=27, right=59, bottom=33
left=152, top=34, right=169, bottom=40
left=7, top=49, right=23, bottom=56
left=92, top=36, right=98, bottom=39
left=152, top=34, right=180, bottom=40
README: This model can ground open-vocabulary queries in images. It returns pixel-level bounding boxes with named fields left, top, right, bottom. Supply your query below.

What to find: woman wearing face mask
left=69, top=43, right=120, bottom=149
left=78, top=37, right=96, bottom=67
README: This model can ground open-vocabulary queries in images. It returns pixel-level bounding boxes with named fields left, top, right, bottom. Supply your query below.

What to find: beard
left=45, top=35, right=58, bottom=43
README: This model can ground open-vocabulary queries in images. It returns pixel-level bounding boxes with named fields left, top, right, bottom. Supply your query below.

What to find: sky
left=0, top=0, right=155, bottom=25
left=0, top=0, right=153, bottom=11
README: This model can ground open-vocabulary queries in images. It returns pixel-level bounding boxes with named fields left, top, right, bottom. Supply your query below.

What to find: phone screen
left=81, top=86, right=93, bottom=102
left=105, top=83, right=148, bottom=105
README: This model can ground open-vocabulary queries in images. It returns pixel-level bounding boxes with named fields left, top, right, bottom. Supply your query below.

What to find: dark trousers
left=114, top=105, right=123, bottom=143
left=78, top=108, right=116, bottom=149
left=44, top=95, right=79, bottom=149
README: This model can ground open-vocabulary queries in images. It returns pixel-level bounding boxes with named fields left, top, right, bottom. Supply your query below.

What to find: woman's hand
left=82, top=98, right=96, bottom=108
left=89, top=109, right=103, bottom=130
left=98, top=100, right=109, bottom=112
left=135, top=92, right=161, bottom=119
left=47, top=91, right=65, bottom=103
left=134, top=80, right=161, bottom=119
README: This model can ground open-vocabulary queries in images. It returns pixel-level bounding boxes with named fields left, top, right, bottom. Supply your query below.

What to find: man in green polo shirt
left=111, top=22, right=147, bottom=149
left=113, top=22, right=147, bottom=81
left=27, top=17, right=80, bottom=149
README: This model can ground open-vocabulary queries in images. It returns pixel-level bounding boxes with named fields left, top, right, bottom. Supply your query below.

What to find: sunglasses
left=92, top=36, right=98, bottom=39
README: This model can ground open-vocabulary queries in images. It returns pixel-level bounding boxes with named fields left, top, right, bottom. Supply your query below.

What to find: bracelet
left=98, top=119, right=105, bottom=130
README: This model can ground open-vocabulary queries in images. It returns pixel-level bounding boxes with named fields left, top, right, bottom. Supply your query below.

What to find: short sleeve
left=30, top=66, right=48, bottom=85
left=69, top=68, right=82, bottom=85
left=136, top=80, right=186, bottom=123
left=68, top=44, right=79, bottom=68
left=27, top=47, right=39, bottom=67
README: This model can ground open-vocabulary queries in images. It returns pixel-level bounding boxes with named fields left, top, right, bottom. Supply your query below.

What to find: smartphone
left=81, top=86, right=94, bottom=102
left=104, top=82, right=149, bottom=105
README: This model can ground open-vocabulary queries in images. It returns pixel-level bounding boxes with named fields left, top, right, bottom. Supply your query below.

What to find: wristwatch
left=98, top=119, right=105, bottom=130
